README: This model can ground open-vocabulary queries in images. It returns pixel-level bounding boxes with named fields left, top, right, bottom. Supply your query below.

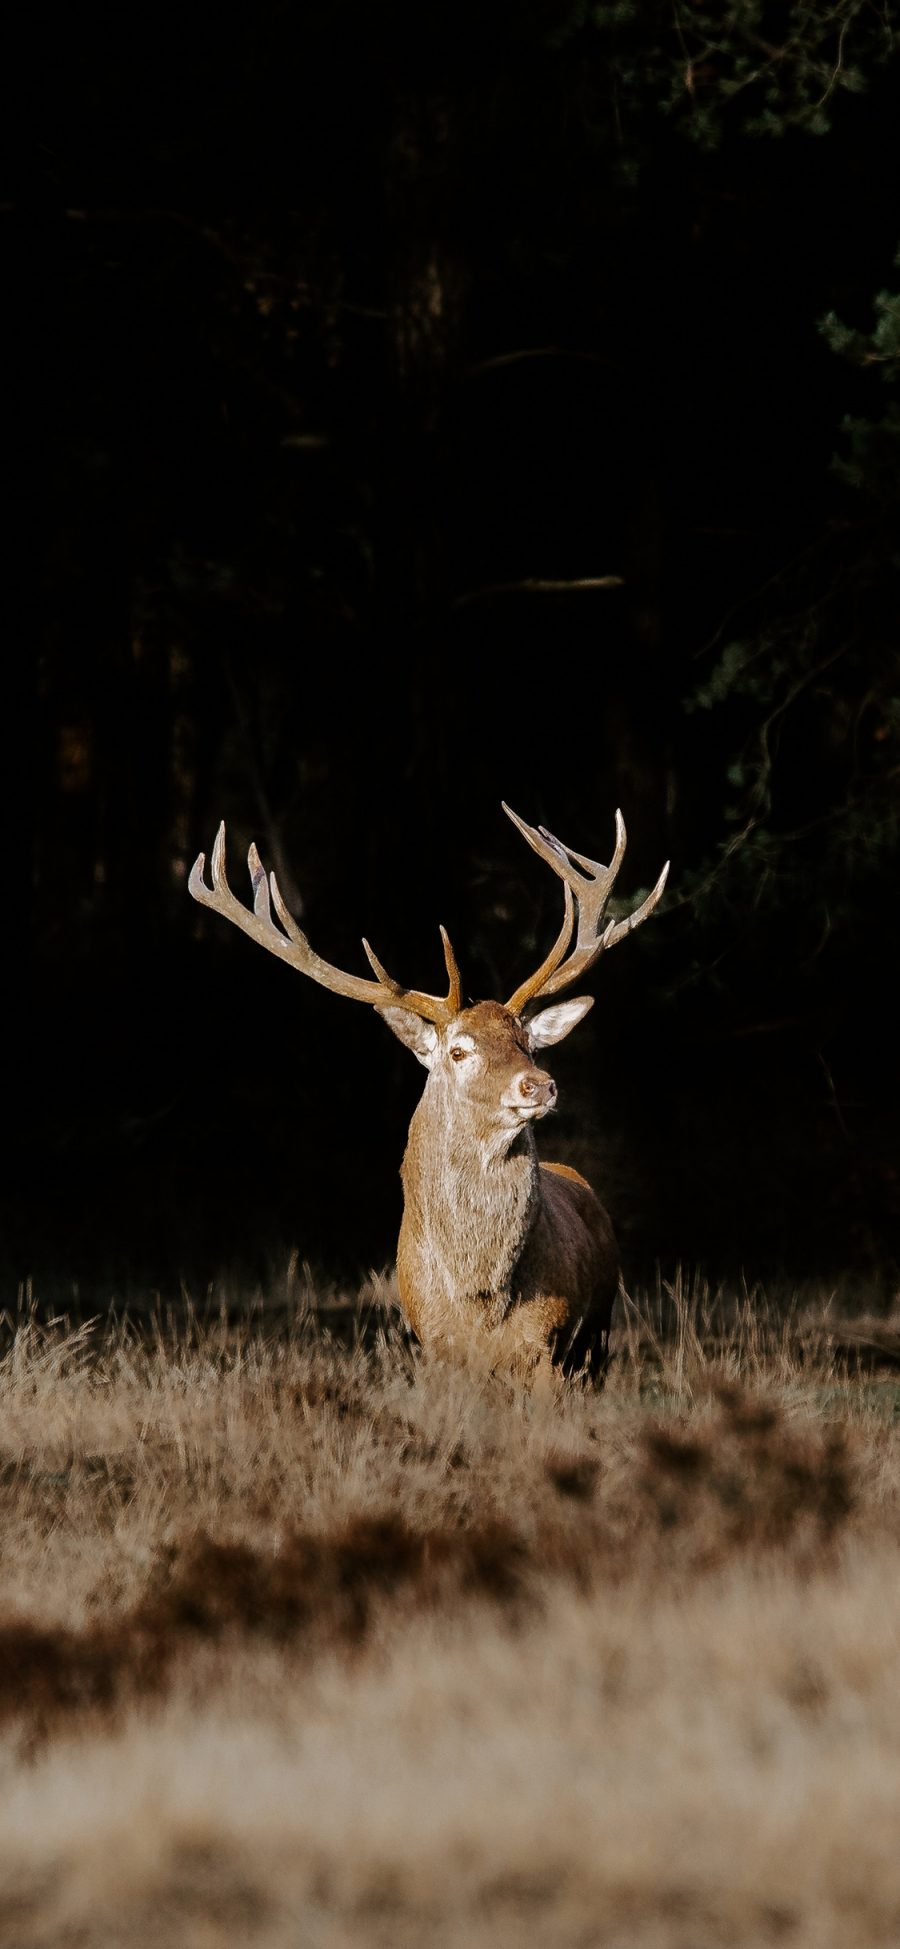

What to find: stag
left=189, top=805, right=668, bottom=1380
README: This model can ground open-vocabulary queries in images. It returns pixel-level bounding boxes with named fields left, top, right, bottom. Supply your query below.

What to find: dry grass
left=1, top=1269, right=899, bottom=1947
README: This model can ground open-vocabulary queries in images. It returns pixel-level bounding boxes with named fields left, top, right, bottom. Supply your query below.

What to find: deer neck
left=401, top=1087, right=540, bottom=1307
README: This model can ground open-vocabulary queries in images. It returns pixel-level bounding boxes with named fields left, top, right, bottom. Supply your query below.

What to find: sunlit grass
left=0, top=1270, right=898, bottom=1946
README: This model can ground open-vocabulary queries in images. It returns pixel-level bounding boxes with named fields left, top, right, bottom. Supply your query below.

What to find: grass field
left=1, top=1269, right=899, bottom=1948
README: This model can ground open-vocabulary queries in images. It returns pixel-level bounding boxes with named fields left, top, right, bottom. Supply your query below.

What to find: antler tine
left=438, top=924, right=464, bottom=1016
left=189, top=822, right=462, bottom=1024
left=503, top=804, right=669, bottom=1014
left=363, top=923, right=463, bottom=1020
left=499, top=803, right=578, bottom=1016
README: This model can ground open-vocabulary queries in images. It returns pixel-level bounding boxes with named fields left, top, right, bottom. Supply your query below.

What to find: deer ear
left=378, top=1006, right=439, bottom=1068
left=528, top=995, right=595, bottom=1047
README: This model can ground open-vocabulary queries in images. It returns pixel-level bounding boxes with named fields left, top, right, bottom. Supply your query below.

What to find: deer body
left=387, top=1000, right=618, bottom=1374
left=189, top=803, right=667, bottom=1381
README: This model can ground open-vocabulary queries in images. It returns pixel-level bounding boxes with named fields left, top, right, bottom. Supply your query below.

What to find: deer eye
left=449, top=1045, right=468, bottom=1063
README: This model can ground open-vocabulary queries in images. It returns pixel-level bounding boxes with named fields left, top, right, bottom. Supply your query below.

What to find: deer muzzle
left=503, top=1066, right=558, bottom=1121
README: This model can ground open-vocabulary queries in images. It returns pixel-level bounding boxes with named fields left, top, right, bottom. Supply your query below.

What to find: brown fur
left=390, top=1001, right=619, bottom=1381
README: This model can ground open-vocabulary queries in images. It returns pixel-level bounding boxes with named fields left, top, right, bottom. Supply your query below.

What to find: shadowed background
left=7, top=0, right=900, bottom=1306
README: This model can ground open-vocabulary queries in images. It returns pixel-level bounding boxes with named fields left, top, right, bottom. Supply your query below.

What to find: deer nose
left=519, top=1070, right=556, bottom=1104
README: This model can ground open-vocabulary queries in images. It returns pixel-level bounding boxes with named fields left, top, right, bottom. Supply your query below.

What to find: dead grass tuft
left=639, top=1383, right=856, bottom=1564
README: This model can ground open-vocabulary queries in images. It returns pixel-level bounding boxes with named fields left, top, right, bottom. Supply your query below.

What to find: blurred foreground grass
left=0, top=1268, right=899, bottom=1948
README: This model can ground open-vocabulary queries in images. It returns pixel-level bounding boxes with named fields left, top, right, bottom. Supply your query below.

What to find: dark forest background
left=7, top=1, right=900, bottom=1309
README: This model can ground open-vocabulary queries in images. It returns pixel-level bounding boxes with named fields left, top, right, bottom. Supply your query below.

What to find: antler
left=503, top=804, right=669, bottom=1016
left=189, top=822, right=462, bottom=1025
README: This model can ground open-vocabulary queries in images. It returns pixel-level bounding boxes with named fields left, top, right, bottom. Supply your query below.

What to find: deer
left=189, top=804, right=668, bottom=1382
